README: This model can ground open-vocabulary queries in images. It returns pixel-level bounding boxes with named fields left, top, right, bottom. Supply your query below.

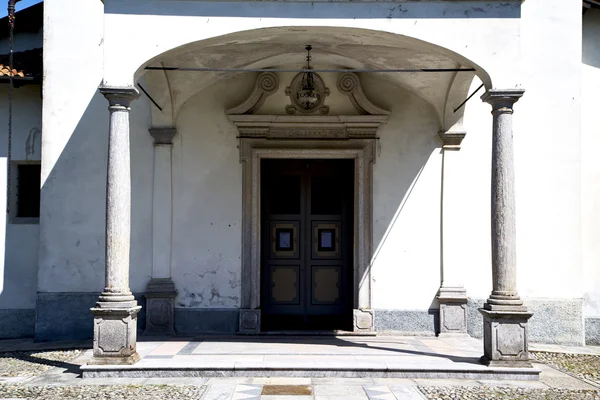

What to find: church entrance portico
left=89, top=27, right=533, bottom=369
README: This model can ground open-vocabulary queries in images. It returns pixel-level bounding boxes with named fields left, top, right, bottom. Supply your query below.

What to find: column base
left=353, top=309, right=375, bottom=332
left=144, top=278, right=177, bottom=336
left=239, top=309, right=261, bottom=334
left=87, top=353, right=140, bottom=366
left=479, top=308, right=534, bottom=368
left=90, top=302, right=141, bottom=365
left=437, top=286, right=468, bottom=335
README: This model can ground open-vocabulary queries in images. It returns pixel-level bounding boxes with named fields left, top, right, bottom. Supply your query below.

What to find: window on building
left=16, top=164, right=41, bottom=219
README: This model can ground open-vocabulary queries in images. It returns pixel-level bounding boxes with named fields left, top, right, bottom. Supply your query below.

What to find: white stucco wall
left=103, top=0, right=520, bottom=89
left=512, top=0, right=582, bottom=300
left=38, top=0, right=153, bottom=294
left=367, top=76, right=444, bottom=310
left=0, top=84, right=41, bottom=309
left=582, top=8, right=600, bottom=318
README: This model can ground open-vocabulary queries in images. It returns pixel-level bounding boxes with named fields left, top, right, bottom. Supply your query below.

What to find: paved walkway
left=1, top=336, right=599, bottom=399
left=78, top=335, right=540, bottom=379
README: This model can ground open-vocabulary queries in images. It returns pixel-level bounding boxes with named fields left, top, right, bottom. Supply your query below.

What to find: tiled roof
left=0, top=48, right=42, bottom=80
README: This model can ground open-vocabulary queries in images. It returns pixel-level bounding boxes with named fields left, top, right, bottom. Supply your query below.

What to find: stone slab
left=585, top=317, right=600, bottom=345
left=374, top=310, right=438, bottom=336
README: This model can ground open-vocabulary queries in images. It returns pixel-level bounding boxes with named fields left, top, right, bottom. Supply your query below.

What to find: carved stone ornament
left=337, top=73, right=390, bottom=116
left=285, top=71, right=331, bottom=115
left=228, top=114, right=388, bottom=141
left=226, top=72, right=279, bottom=115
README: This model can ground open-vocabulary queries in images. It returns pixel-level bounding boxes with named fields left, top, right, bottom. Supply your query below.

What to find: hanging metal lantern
left=297, top=45, right=320, bottom=110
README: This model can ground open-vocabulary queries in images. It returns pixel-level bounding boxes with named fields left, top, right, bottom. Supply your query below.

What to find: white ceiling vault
left=138, top=27, right=486, bottom=131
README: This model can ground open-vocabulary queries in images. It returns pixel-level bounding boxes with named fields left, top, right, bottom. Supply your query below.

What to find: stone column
left=90, top=86, right=141, bottom=365
left=437, top=132, right=469, bottom=336
left=144, top=128, right=178, bottom=336
left=480, top=89, right=533, bottom=367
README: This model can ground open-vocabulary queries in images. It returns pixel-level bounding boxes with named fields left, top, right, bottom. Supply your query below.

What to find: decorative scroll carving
left=337, top=73, right=390, bottom=116
left=285, top=71, right=330, bottom=115
left=226, top=72, right=279, bottom=115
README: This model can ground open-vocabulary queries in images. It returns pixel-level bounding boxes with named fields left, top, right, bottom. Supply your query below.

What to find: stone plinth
left=480, top=309, right=533, bottom=367
left=144, top=278, right=177, bottom=336
left=353, top=309, right=375, bottom=332
left=89, top=305, right=141, bottom=365
left=239, top=309, right=261, bottom=334
left=437, top=287, right=468, bottom=335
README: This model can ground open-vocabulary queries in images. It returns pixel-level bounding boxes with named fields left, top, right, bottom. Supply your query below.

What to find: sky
left=0, top=0, right=42, bottom=18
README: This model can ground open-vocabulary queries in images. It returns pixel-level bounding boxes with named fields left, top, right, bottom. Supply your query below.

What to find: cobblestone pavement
left=532, top=352, right=600, bottom=385
left=0, top=347, right=599, bottom=399
left=0, top=350, right=81, bottom=377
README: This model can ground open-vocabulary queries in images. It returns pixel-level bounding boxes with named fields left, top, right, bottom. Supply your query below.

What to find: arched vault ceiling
left=139, top=27, right=480, bottom=128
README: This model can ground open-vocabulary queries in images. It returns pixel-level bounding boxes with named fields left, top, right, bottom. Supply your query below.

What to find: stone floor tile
left=388, top=386, right=427, bottom=400
left=415, top=379, right=481, bottom=387
left=314, top=384, right=367, bottom=396
left=261, top=397, right=313, bottom=400
left=372, top=378, right=417, bottom=386
left=144, top=377, right=208, bottom=385
left=250, top=377, right=311, bottom=385
left=314, top=397, right=368, bottom=400
left=148, top=340, right=190, bottom=356
left=201, top=384, right=237, bottom=400
left=312, top=378, right=374, bottom=386
left=363, top=385, right=396, bottom=400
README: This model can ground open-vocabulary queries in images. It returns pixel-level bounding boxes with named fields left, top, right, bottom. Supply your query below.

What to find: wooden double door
left=261, top=159, right=354, bottom=331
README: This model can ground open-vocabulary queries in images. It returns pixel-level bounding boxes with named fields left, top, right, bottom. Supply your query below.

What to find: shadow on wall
left=362, top=76, right=444, bottom=335
left=33, top=81, right=152, bottom=341
left=109, top=1, right=520, bottom=20
left=0, top=84, right=42, bottom=339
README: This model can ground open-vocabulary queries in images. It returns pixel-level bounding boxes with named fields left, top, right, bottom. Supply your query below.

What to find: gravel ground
left=0, top=350, right=81, bottom=377
left=419, top=387, right=600, bottom=400
left=0, top=384, right=205, bottom=399
left=532, top=352, right=600, bottom=384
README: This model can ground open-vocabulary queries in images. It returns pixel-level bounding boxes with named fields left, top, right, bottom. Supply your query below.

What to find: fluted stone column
left=90, top=86, right=141, bottom=365
left=144, top=128, right=177, bottom=336
left=480, top=89, right=533, bottom=367
left=437, top=132, right=469, bottom=336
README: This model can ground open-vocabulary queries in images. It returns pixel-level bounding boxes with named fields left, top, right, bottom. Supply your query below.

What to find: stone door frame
left=236, top=136, right=377, bottom=333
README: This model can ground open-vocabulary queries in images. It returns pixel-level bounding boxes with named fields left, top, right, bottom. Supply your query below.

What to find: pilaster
left=437, top=131, right=468, bottom=336
left=144, top=127, right=178, bottom=336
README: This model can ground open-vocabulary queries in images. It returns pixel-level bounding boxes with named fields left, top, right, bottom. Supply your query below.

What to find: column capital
left=149, top=127, right=177, bottom=145
left=99, top=86, right=140, bottom=108
left=481, top=89, right=525, bottom=114
left=438, top=131, right=466, bottom=150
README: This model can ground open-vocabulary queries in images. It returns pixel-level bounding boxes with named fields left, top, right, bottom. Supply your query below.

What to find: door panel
left=261, top=159, right=354, bottom=331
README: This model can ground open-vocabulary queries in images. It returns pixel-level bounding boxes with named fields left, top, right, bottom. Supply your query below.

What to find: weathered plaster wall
left=170, top=76, right=251, bottom=309
left=582, top=8, right=600, bottom=344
